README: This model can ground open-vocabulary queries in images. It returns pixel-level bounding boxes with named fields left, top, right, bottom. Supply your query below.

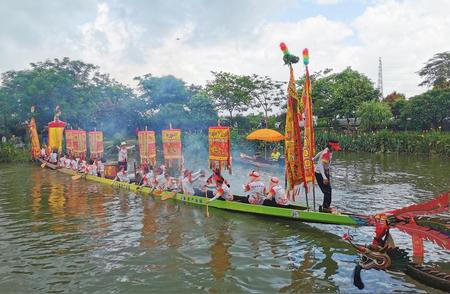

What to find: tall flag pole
left=301, top=48, right=316, bottom=210
left=280, top=42, right=307, bottom=203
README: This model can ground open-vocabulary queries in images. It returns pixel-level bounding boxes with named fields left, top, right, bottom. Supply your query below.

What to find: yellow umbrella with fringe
left=246, top=128, right=284, bottom=159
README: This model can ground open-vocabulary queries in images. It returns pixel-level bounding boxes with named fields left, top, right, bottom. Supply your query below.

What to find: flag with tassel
left=89, top=130, right=104, bottom=159
left=162, top=128, right=182, bottom=169
left=208, top=125, right=232, bottom=174
left=138, top=128, right=157, bottom=166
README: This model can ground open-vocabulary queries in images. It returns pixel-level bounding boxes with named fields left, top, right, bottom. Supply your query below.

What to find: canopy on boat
left=246, top=128, right=284, bottom=142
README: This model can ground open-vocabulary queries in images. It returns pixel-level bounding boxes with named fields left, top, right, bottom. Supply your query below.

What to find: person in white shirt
left=115, top=167, right=130, bottom=183
left=96, top=158, right=105, bottom=177
left=59, top=155, right=66, bottom=167
left=116, top=141, right=135, bottom=171
left=65, top=156, right=72, bottom=169
left=267, top=177, right=289, bottom=206
left=181, top=169, right=203, bottom=195
left=244, top=171, right=266, bottom=205
left=313, top=140, right=341, bottom=212
left=40, top=146, right=47, bottom=160
left=209, top=177, right=233, bottom=201
left=154, top=170, right=169, bottom=191
left=49, top=150, right=58, bottom=164
left=71, top=158, right=79, bottom=170
left=87, top=159, right=98, bottom=176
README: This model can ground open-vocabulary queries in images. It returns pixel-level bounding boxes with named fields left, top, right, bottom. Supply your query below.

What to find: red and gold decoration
left=27, top=106, right=40, bottom=159
left=301, top=48, right=315, bottom=185
left=208, top=126, right=232, bottom=173
left=280, top=42, right=306, bottom=192
left=72, top=130, right=87, bottom=159
left=89, top=130, right=104, bottom=159
left=48, top=107, right=66, bottom=154
left=138, top=128, right=156, bottom=166
left=65, top=129, right=74, bottom=156
left=162, top=128, right=182, bottom=168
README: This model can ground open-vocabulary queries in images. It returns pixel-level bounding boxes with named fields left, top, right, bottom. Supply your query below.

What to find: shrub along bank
left=0, top=143, right=30, bottom=163
left=315, top=130, right=450, bottom=157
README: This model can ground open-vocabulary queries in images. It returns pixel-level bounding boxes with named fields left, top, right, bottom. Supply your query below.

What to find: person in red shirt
left=313, top=140, right=341, bottom=212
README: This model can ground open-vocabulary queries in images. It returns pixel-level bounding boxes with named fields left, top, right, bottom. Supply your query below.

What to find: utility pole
left=377, top=57, right=383, bottom=100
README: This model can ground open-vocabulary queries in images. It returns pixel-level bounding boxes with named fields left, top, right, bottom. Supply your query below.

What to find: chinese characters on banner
left=89, top=131, right=104, bottom=159
left=138, top=130, right=156, bottom=165
left=162, top=129, right=182, bottom=168
left=208, top=126, right=232, bottom=174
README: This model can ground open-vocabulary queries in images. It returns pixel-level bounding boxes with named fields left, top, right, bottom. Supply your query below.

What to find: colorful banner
left=89, top=131, right=104, bottom=159
left=208, top=126, right=231, bottom=173
left=48, top=119, right=66, bottom=154
left=65, top=129, right=74, bottom=156
left=138, top=130, right=156, bottom=165
left=301, top=50, right=315, bottom=185
left=284, top=64, right=306, bottom=191
left=72, top=130, right=87, bottom=159
left=28, top=117, right=40, bottom=159
left=162, top=129, right=182, bottom=168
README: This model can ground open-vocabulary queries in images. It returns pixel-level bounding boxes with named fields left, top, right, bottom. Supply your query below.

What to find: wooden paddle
left=161, top=191, right=177, bottom=201
left=40, top=162, right=46, bottom=168
left=71, top=174, right=83, bottom=180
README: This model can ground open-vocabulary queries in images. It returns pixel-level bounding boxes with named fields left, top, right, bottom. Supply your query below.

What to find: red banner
left=72, top=130, right=87, bottom=159
left=208, top=126, right=231, bottom=173
left=138, top=130, right=156, bottom=165
left=65, top=129, right=74, bottom=156
left=302, top=65, right=315, bottom=185
left=284, top=64, right=306, bottom=191
left=89, top=131, right=104, bottom=159
left=162, top=129, right=182, bottom=168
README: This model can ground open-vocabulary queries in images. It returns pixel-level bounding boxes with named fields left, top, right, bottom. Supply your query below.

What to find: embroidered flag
left=138, top=129, right=156, bottom=165
left=89, top=131, right=104, bottom=159
left=208, top=126, right=231, bottom=174
left=162, top=129, right=182, bottom=168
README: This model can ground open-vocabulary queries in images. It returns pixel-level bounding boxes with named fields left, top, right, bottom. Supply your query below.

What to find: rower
left=182, top=169, right=203, bottom=195
left=115, top=166, right=130, bottom=183
left=141, top=166, right=154, bottom=187
left=154, top=170, right=169, bottom=191
left=59, top=154, right=66, bottom=167
left=267, top=176, right=289, bottom=206
left=314, top=140, right=341, bottom=212
left=166, top=176, right=180, bottom=192
left=87, top=159, right=98, bottom=176
left=71, top=157, right=79, bottom=170
left=210, top=177, right=233, bottom=201
left=49, top=149, right=58, bottom=164
left=116, top=141, right=135, bottom=171
left=96, top=158, right=105, bottom=177
left=65, top=156, right=72, bottom=169
left=40, top=145, right=47, bottom=159
left=244, top=171, right=266, bottom=205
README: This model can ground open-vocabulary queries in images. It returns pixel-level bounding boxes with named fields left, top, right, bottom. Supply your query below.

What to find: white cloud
left=1, top=0, right=449, bottom=97
left=313, top=0, right=341, bottom=5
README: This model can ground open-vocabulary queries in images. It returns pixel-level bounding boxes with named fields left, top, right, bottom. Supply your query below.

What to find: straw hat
left=270, top=176, right=279, bottom=184
left=249, top=171, right=260, bottom=178
left=120, top=141, right=127, bottom=146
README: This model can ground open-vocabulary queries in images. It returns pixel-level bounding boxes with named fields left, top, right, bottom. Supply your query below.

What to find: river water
left=0, top=152, right=448, bottom=293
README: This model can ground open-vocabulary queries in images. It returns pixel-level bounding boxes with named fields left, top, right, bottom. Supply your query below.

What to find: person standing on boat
left=267, top=177, right=289, bottom=206
left=314, top=140, right=341, bottom=212
left=244, top=171, right=266, bottom=205
left=116, top=141, right=135, bottom=171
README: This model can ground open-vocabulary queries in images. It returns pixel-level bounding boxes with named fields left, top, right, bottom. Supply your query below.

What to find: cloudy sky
left=1, top=0, right=449, bottom=96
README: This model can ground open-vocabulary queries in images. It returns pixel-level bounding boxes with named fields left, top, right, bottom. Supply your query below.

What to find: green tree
left=383, top=91, right=406, bottom=119
left=250, top=75, right=284, bottom=127
left=330, top=67, right=379, bottom=127
left=134, top=74, right=192, bottom=110
left=206, top=71, right=253, bottom=123
left=407, top=88, right=450, bottom=130
left=186, top=93, right=218, bottom=130
left=357, top=101, right=393, bottom=131
left=418, top=51, right=450, bottom=88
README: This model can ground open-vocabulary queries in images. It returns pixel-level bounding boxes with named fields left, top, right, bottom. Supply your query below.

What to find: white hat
left=121, top=141, right=126, bottom=146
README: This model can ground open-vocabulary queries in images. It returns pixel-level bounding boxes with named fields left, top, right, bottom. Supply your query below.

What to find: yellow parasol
left=246, top=128, right=284, bottom=142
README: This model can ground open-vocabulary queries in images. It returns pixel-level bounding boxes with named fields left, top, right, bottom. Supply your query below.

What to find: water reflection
left=0, top=160, right=448, bottom=293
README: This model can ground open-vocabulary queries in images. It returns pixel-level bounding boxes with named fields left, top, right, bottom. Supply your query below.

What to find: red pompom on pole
left=303, top=48, right=309, bottom=65
left=280, top=42, right=289, bottom=55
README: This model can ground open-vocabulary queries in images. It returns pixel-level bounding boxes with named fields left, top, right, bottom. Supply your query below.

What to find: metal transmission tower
left=377, top=57, right=383, bottom=99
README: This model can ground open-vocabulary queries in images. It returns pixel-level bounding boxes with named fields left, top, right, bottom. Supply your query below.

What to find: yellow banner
left=302, top=66, right=315, bottom=184
left=28, top=117, right=40, bottom=159
left=138, top=130, right=156, bottom=165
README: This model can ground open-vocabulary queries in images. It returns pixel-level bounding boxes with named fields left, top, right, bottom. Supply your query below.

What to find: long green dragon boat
left=38, top=159, right=368, bottom=226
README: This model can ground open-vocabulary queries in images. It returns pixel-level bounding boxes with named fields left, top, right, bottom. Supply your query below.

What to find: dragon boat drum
left=104, top=163, right=118, bottom=179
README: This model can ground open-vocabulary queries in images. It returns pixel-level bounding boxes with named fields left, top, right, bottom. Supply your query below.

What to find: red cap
left=329, top=141, right=341, bottom=151
left=249, top=171, right=260, bottom=178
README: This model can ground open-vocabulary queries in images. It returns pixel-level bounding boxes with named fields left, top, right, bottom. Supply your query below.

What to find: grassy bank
left=315, top=130, right=450, bottom=157
left=0, top=143, right=30, bottom=163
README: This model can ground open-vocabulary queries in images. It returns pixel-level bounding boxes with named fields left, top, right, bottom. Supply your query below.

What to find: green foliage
left=0, top=143, right=29, bottom=163
left=418, top=51, right=450, bottom=88
left=315, top=130, right=450, bottom=156
left=206, top=71, right=253, bottom=122
left=250, top=74, right=285, bottom=126
left=357, top=101, right=393, bottom=131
